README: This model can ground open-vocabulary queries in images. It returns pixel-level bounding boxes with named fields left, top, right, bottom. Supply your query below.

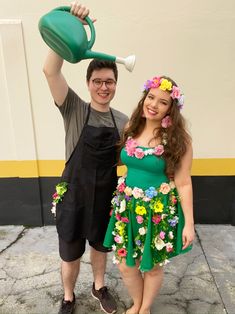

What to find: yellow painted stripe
left=0, top=161, right=39, bottom=178
left=192, top=158, right=235, bottom=175
left=0, top=159, right=235, bottom=178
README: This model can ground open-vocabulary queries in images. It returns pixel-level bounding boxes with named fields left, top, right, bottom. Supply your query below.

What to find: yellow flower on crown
left=135, top=205, right=147, bottom=216
left=153, top=200, right=164, bottom=213
left=160, top=79, right=172, bottom=91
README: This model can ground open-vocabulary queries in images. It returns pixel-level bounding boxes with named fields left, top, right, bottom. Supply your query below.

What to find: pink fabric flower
left=117, top=248, right=127, bottom=257
left=152, top=214, right=162, bottom=224
left=171, top=195, right=177, bottom=204
left=134, top=148, right=145, bottom=159
left=170, top=86, right=181, bottom=99
left=154, top=145, right=164, bottom=156
left=114, top=235, right=123, bottom=243
left=161, top=116, right=172, bottom=128
left=136, top=215, right=144, bottom=224
left=117, top=182, right=126, bottom=192
left=159, top=231, right=166, bottom=239
left=121, top=217, right=129, bottom=223
left=166, top=243, right=173, bottom=252
left=53, top=192, right=58, bottom=199
left=132, top=187, right=144, bottom=199
left=116, top=214, right=121, bottom=221
left=159, top=183, right=171, bottom=194
left=126, top=138, right=137, bottom=156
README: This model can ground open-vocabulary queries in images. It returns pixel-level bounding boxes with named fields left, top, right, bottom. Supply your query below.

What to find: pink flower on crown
left=126, top=138, right=137, bottom=156
left=151, top=76, right=161, bottom=88
left=161, top=116, right=172, bottom=128
left=134, top=148, right=145, bottom=159
left=171, top=86, right=181, bottom=100
left=154, top=145, right=164, bottom=156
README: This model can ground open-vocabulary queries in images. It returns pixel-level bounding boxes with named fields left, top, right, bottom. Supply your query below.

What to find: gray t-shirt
left=57, top=87, right=129, bottom=161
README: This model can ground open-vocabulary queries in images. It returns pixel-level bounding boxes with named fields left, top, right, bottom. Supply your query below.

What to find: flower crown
left=143, top=76, right=184, bottom=110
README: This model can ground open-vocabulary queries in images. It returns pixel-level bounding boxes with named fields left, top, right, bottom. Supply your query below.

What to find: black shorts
left=58, top=236, right=112, bottom=262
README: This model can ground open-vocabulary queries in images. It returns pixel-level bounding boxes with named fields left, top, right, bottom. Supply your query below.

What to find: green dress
left=103, top=142, right=192, bottom=271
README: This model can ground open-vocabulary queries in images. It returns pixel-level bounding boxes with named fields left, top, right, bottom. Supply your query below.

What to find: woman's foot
left=123, top=305, right=139, bottom=314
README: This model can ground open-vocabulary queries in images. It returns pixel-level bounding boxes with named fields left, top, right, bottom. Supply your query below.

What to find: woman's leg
left=118, top=260, right=143, bottom=314
left=139, top=265, right=164, bottom=314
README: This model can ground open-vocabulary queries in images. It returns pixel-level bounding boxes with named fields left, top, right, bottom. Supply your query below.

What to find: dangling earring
left=161, top=115, right=172, bottom=128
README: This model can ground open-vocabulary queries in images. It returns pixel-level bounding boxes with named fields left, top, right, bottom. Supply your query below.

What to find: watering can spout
left=85, top=50, right=136, bottom=72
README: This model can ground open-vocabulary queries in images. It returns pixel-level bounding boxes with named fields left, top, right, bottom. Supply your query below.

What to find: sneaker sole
left=91, top=291, right=117, bottom=314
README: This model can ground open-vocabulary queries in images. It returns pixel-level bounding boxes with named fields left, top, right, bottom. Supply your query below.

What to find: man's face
left=87, top=68, right=117, bottom=110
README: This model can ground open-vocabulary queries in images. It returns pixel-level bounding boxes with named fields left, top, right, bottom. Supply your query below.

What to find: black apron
left=56, top=105, right=120, bottom=242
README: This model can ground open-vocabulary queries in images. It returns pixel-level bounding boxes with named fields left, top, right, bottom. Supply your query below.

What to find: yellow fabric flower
left=153, top=200, right=164, bottom=213
left=135, top=205, right=147, bottom=216
left=115, top=221, right=125, bottom=230
left=160, top=79, right=172, bottom=91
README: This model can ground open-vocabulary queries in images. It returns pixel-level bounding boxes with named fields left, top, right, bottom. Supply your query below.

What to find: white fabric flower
left=139, top=227, right=146, bottom=235
left=154, top=236, right=166, bottom=250
left=119, top=199, right=126, bottom=213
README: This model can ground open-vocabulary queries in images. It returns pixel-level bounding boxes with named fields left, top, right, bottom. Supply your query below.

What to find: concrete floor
left=0, top=224, right=234, bottom=314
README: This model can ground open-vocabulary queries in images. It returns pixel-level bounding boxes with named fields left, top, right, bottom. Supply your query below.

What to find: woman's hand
left=182, top=223, right=195, bottom=250
left=70, top=2, right=96, bottom=23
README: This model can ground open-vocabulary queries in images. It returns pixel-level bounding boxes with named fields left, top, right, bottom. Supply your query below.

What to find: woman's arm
left=174, top=142, right=195, bottom=249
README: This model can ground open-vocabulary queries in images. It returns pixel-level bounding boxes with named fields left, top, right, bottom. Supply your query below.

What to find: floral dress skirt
left=103, top=146, right=192, bottom=271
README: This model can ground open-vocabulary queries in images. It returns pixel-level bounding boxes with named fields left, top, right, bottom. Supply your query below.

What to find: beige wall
left=0, top=0, right=235, bottom=168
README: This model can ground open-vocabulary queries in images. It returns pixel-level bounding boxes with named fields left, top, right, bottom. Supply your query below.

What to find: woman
left=104, top=75, right=195, bottom=314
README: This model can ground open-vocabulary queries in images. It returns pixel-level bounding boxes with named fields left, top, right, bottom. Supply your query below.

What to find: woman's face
left=143, top=88, right=172, bottom=124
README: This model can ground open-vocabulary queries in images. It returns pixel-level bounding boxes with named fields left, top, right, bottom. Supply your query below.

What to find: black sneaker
left=91, top=283, right=117, bottom=314
left=58, top=293, right=76, bottom=314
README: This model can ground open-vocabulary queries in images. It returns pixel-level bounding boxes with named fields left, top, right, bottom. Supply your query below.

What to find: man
left=43, top=3, right=128, bottom=314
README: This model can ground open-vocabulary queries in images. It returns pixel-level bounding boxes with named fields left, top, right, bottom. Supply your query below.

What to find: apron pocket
left=56, top=183, right=84, bottom=242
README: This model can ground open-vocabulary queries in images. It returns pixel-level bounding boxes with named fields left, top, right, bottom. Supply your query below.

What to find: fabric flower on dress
left=125, top=137, right=164, bottom=159
left=154, top=236, right=166, bottom=250
left=145, top=187, right=158, bottom=199
left=136, top=215, right=144, bottom=224
left=119, top=199, right=126, bottom=213
left=132, top=187, right=145, bottom=199
left=153, top=200, right=164, bottom=213
left=134, top=148, right=145, bottom=159
left=152, top=214, right=162, bottom=224
left=135, top=205, right=147, bottom=216
left=117, top=248, right=127, bottom=257
left=159, top=183, right=171, bottom=194
left=139, top=227, right=147, bottom=235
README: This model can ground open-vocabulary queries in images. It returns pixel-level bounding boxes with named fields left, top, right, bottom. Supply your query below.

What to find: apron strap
left=110, top=108, right=118, bottom=129
left=85, top=104, right=91, bottom=125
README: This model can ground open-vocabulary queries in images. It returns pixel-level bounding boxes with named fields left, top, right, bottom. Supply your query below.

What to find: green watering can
left=38, top=6, right=135, bottom=72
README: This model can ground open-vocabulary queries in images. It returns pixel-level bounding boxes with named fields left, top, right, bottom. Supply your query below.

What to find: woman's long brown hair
left=118, top=76, right=191, bottom=178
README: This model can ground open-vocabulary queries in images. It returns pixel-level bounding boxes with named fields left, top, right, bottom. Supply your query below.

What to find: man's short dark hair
left=86, top=59, right=118, bottom=82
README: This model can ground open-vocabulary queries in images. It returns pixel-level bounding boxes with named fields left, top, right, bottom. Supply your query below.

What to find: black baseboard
left=0, top=176, right=234, bottom=226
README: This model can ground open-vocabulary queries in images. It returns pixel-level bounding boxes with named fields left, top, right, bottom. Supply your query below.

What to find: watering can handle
left=55, top=6, right=96, bottom=50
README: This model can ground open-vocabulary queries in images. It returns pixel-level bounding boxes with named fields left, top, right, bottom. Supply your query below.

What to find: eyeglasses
left=92, top=78, right=117, bottom=89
